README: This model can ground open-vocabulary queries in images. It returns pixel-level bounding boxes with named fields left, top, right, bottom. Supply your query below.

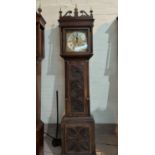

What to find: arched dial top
left=66, top=31, right=88, bottom=52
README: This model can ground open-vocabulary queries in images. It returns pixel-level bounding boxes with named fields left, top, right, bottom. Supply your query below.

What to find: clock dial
left=66, top=31, right=88, bottom=52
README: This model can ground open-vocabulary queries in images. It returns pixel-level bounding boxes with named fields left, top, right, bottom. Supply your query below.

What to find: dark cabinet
left=36, top=10, right=46, bottom=155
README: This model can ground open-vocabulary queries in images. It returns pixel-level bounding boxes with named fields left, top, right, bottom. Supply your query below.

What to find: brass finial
left=59, top=8, right=62, bottom=17
left=38, top=7, right=42, bottom=14
left=38, top=0, right=42, bottom=14
left=74, top=4, right=78, bottom=17
left=90, top=8, right=93, bottom=16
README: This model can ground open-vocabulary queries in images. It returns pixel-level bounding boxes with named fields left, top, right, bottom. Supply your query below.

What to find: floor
left=44, top=124, right=118, bottom=155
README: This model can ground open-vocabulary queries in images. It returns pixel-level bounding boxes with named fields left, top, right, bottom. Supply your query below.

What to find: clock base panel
left=61, top=116, right=96, bottom=155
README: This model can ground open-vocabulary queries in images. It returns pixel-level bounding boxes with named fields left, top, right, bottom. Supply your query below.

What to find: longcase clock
left=58, top=7, right=96, bottom=155
left=36, top=8, right=46, bottom=155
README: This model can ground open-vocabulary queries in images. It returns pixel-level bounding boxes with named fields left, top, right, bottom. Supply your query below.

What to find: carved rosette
left=66, top=127, right=90, bottom=152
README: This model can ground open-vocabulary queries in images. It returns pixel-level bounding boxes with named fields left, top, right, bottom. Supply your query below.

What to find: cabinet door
left=65, top=60, right=90, bottom=116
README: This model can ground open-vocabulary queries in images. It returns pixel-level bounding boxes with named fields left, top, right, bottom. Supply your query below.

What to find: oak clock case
left=59, top=7, right=96, bottom=155
left=36, top=8, right=46, bottom=155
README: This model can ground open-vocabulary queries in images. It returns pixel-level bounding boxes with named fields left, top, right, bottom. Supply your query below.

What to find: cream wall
left=37, top=0, right=118, bottom=124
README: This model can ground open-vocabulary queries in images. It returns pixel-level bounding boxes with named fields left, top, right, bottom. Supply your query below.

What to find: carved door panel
left=65, top=60, right=90, bottom=116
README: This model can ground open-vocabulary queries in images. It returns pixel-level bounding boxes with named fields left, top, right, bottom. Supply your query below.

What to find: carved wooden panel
left=61, top=116, right=96, bottom=155
left=66, top=60, right=90, bottom=116
left=69, top=62, right=84, bottom=113
left=66, top=126, right=90, bottom=153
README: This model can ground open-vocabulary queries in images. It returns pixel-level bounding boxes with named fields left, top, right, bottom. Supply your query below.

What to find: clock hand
left=76, top=33, right=79, bottom=46
left=76, top=33, right=78, bottom=44
left=76, top=37, right=78, bottom=44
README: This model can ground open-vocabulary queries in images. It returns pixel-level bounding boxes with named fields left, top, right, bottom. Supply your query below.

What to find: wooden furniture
left=58, top=7, right=96, bottom=155
left=36, top=8, right=46, bottom=155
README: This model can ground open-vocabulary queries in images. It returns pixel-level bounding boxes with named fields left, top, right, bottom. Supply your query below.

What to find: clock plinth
left=59, top=7, right=96, bottom=155
left=61, top=116, right=96, bottom=155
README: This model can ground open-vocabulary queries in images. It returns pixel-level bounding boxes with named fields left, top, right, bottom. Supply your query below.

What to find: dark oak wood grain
left=36, top=10, right=46, bottom=155
left=59, top=7, right=96, bottom=155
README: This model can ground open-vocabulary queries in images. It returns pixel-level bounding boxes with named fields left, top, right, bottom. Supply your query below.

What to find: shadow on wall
left=91, top=19, right=118, bottom=123
left=43, top=25, right=64, bottom=149
left=42, top=24, right=65, bottom=124
left=42, top=19, right=118, bottom=126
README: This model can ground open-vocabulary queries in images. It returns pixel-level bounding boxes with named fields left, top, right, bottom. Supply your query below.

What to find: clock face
left=66, top=31, right=88, bottom=52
